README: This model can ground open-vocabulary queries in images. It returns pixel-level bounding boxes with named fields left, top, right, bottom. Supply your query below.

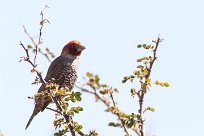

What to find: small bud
left=142, top=44, right=147, bottom=48
left=155, top=80, right=160, bottom=85
left=27, top=44, right=33, bottom=49
left=130, top=88, right=137, bottom=97
left=40, top=20, right=45, bottom=26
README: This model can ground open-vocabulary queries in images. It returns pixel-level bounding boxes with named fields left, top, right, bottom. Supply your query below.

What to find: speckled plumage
left=25, top=40, right=85, bottom=129
left=45, top=56, right=79, bottom=89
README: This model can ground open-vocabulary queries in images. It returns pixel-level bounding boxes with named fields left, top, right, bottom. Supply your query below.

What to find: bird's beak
left=78, top=45, right=86, bottom=51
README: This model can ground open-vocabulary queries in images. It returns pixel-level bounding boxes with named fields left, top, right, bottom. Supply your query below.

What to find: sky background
left=0, top=0, right=204, bottom=136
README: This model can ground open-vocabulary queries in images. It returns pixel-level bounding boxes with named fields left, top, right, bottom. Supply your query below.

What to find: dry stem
left=137, top=37, right=162, bottom=136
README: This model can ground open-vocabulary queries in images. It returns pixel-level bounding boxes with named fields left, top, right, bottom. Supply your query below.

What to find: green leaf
left=74, top=124, right=83, bottom=132
left=143, top=107, right=155, bottom=113
left=99, top=90, right=107, bottom=95
left=137, top=44, right=142, bottom=48
left=54, top=128, right=68, bottom=136
left=70, top=92, right=76, bottom=102
left=86, top=72, right=93, bottom=78
left=77, top=107, right=83, bottom=111
left=62, top=102, right=69, bottom=110
left=142, top=44, right=147, bottom=48
left=122, top=76, right=128, bottom=83
left=154, top=80, right=170, bottom=87
left=145, top=45, right=151, bottom=49
left=88, top=130, right=98, bottom=136
left=108, top=122, right=121, bottom=127
left=94, top=75, right=100, bottom=84
left=71, top=106, right=83, bottom=114
left=75, top=92, right=82, bottom=101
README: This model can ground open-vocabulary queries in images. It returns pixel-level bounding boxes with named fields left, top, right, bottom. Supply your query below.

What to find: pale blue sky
left=0, top=0, right=204, bottom=136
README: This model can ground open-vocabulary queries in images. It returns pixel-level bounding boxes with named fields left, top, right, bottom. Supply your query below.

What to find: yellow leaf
left=146, top=78, right=151, bottom=83
left=164, top=82, right=170, bottom=87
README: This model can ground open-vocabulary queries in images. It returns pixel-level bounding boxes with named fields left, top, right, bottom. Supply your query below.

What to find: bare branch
left=23, top=6, right=50, bottom=65
left=19, top=42, right=45, bottom=84
left=22, top=26, right=37, bottom=46
left=39, top=49, right=52, bottom=63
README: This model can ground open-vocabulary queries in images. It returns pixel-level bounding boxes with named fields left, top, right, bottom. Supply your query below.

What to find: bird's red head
left=61, top=40, right=86, bottom=58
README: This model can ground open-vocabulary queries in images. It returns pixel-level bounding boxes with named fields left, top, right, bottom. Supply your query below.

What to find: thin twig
left=110, top=93, right=130, bottom=136
left=38, top=11, right=44, bottom=45
left=39, top=49, right=52, bottom=63
left=27, top=96, right=34, bottom=99
left=75, top=85, right=130, bottom=135
left=75, top=85, right=110, bottom=107
left=23, top=7, right=50, bottom=65
left=22, top=26, right=37, bottom=46
left=34, top=11, right=44, bottom=64
left=19, top=41, right=44, bottom=83
left=146, top=37, right=162, bottom=79
left=22, top=25, right=38, bottom=65
left=46, top=107, right=61, bottom=114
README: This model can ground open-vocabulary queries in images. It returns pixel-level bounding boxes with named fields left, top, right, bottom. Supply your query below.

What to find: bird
left=25, top=40, right=85, bottom=129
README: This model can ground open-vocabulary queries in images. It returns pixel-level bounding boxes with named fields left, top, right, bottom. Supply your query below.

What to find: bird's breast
left=59, top=63, right=78, bottom=90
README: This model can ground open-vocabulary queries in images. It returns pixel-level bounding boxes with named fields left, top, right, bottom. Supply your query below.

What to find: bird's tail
left=25, top=97, right=43, bottom=130
left=25, top=84, right=46, bottom=130
left=25, top=112, right=36, bottom=130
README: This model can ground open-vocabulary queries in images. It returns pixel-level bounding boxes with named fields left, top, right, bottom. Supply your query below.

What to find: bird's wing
left=44, top=56, right=64, bottom=82
left=26, top=57, right=66, bottom=129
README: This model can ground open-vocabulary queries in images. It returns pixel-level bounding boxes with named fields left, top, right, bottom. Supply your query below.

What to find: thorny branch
left=137, top=37, right=163, bottom=136
left=22, top=5, right=50, bottom=65
left=23, top=24, right=53, bottom=63
left=19, top=41, right=45, bottom=84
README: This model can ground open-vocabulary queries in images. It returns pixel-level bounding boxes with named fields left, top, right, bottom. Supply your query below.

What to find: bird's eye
left=71, top=45, right=76, bottom=49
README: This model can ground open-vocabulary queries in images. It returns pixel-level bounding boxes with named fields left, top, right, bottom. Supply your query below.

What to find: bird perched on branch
left=25, top=40, right=85, bottom=129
